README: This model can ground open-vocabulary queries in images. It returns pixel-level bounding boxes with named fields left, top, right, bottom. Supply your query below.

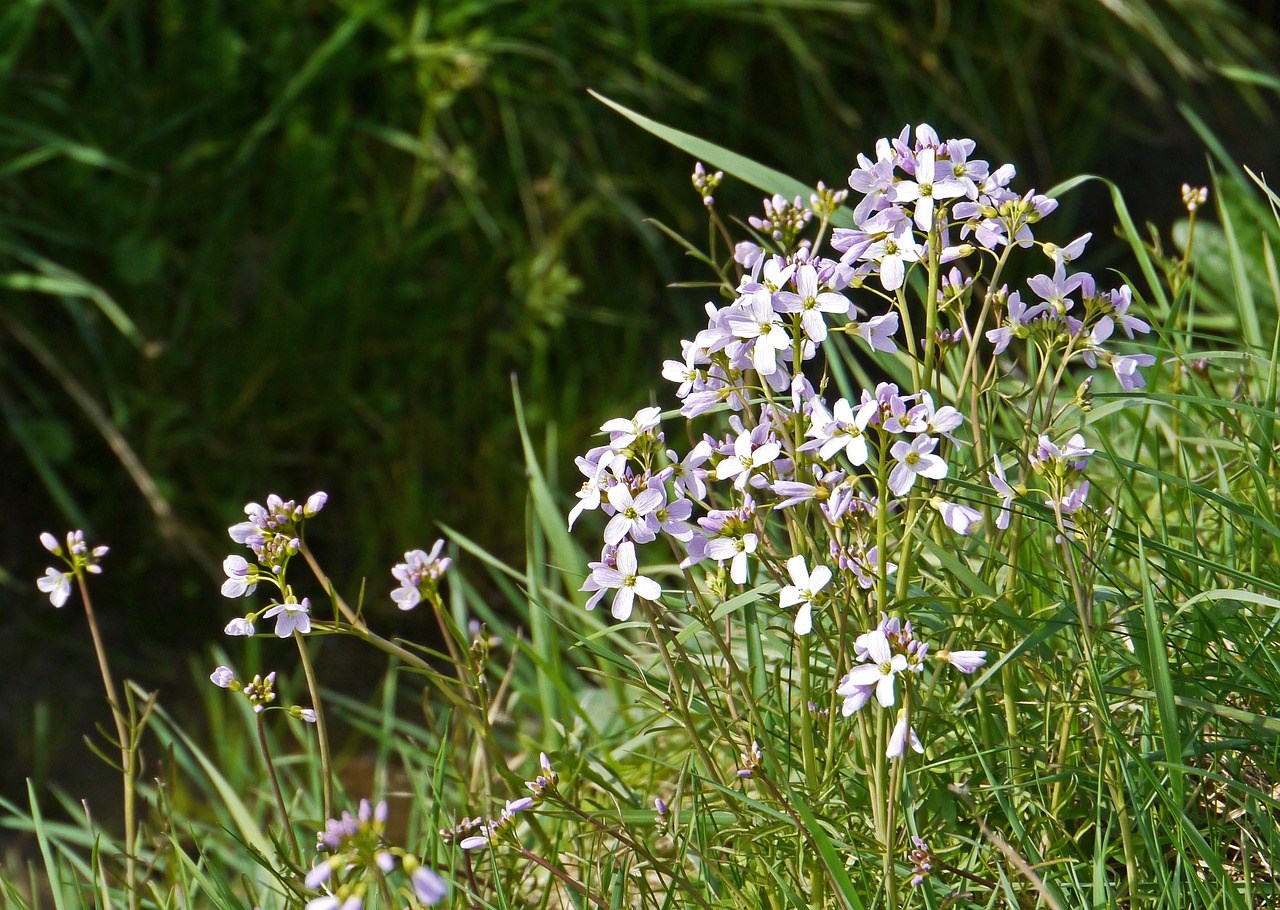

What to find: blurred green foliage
left=0, top=0, right=1275, bottom=617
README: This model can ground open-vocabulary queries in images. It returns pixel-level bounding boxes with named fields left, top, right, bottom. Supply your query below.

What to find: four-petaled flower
left=889, top=436, right=948, bottom=496
left=263, top=597, right=312, bottom=637
left=840, top=630, right=908, bottom=708
left=779, top=555, right=831, bottom=635
left=585, top=541, right=661, bottom=621
left=715, top=431, right=781, bottom=491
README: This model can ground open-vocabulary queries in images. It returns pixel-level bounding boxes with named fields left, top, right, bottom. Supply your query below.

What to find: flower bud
left=304, top=491, right=329, bottom=517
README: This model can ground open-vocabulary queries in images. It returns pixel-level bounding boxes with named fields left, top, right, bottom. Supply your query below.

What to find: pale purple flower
left=646, top=493, right=695, bottom=542
left=908, top=393, right=964, bottom=440
left=220, top=554, right=256, bottom=598
left=263, top=597, right=312, bottom=637
left=933, top=499, right=983, bottom=535
left=1108, top=285, right=1149, bottom=338
left=837, top=679, right=874, bottom=716
left=735, top=241, right=764, bottom=272
left=305, top=863, right=333, bottom=890
left=857, top=311, right=899, bottom=352
left=304, top=491, right=329, bottom=517
left=989, top=457, right=1015, bottom=530
left=943, top=650, right=988, bottom=673
left=604, top=484, right=663, bottom=546
left=411, top=868, right=448, bottom=905
left=224, top=616, right=255, bottom=636
left=210, top=666, right=236, bottom=688
left=986, top=290, right=1043, bottom=355
left=887, top=712, right=924, bottom=758
left=779, top=555, right=832, bottom=635
left=391, top=541, right=452, bottom=609
left=774, top=264, right=850, bottom=342
left=1027, top=259, right=1085, bottom=316
left=1113, top=353, right=1156, bottom=391
left=847, top=153, right=897, bottom=221
left=888, top=436, right=948, bottom=496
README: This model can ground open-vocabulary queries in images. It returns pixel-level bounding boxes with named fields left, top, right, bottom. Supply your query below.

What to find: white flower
left=715, top=430, right=781, bottom=491
left=887, top=712, right=924, bottom=758
left=37, top=567, right=72, bottom=608
left=779, top=555, right=832, bottom=635
left=604, top=484, right=663, bottom=546
left=726, top=288, right=791, bottom=376
left=888, top=436, right=948, bottom=497
left=224, top=616, right=255, bottom=636
left=587, top=541, right=661, bottom=621
left=892, top=147, right=965, bottom=230
left=705, top=532, right=759, bottom=585
left=600, top=406, right=663, bottom=448
left=263, top=597, right=312, bottom=637
left=867, top=228, right=922, bottom=292
left=839, top=630, right=907, bottom=707
left=809, top=397, right=876, bottom=465
left=209, top=666, right=236, bottom=688
left=773, top=263, right=850, bottom=342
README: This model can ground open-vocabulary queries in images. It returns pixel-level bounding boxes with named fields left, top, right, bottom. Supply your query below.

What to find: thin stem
left=516, top=847, right=608, bottom=910
left=255, top=713, right=302, bottom=862
left=298, top=541, right=361, bottom=627
left=294, top=633, right=334, bottom=820
left=76, top=574, right=138, bottom=910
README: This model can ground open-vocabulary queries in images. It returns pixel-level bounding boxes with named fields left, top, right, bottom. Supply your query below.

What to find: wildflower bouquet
left=561, top=122, right=1162, bottom=907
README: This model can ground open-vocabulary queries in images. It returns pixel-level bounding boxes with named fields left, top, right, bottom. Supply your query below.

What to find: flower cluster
left=36, top=531, right=108, bottom=608
left=456, top=753, right=557, bottom=852
left=837, top=616, right=985, bottom=757
left=306, top=800, right=448, bottom=909
left=209, top=666, right=316, bottom=721
left=390, top=540, right=451, bottom=611
left=220, top=492, right=327, bottom=638
left=562, top=127, right=1159, bottom=888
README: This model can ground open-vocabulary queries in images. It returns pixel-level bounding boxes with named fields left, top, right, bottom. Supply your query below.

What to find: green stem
left=294, top=633, right=334, bottom=820
left=256, top=713, right=302, bottom=862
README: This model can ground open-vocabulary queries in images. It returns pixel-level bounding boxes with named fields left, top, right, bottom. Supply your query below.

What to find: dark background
left=1, top=0, right=1277, bottom=811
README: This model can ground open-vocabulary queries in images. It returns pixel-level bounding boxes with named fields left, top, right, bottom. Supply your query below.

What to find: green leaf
left=588, top=91, right=854, bottom=228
